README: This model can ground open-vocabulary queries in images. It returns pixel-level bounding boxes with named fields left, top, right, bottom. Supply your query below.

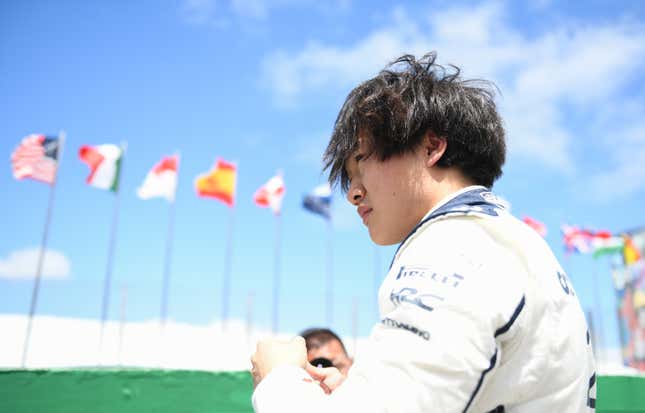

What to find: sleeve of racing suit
left=252, top=220, right=527, bottom=413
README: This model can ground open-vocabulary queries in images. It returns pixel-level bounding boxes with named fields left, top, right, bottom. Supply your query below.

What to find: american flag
left=561, top=224, right=594, bottom=254
left=11, top=134, right=60, bottom=184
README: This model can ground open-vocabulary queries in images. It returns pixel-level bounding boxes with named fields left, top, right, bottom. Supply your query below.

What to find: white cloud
left=589, top=153, right=645, bottom=199
left=261, top=12, right=425, bottom=107
left=260, top=2, right=645, bottom=193
left=510, top=26, right=645, bottom=104
left=0, top=248, right=71, bottom=280
left=587, top=122, right=645, bottom=200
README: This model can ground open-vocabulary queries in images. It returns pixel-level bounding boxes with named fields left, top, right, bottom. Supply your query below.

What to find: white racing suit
left=253, top=186, right=597, bottom=413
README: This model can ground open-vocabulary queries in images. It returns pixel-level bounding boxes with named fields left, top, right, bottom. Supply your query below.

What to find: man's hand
left=251, top=336, right=308, bottom=388
left=305, top=364, right=347, bottom=394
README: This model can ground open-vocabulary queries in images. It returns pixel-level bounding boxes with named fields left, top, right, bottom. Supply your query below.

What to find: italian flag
left=78, top=144, right=123, bottom=192
left=591, top=231, right=624, bottom=258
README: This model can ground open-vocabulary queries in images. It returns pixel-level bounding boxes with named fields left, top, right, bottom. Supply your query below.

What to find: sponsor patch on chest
left=385, top=266, right=467, bottom=313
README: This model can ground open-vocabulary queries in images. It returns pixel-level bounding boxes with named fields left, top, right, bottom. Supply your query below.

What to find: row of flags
left=11, top=134, right=332, bottom=219
left=520, top=216, right=641, bottom=265
left=561, top=224, right=642, bottom=264
left=10, top=133, right=642, bottom=260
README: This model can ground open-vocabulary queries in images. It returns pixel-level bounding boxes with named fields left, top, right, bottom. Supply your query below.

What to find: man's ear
left=423, top=132, right=447, bottom=167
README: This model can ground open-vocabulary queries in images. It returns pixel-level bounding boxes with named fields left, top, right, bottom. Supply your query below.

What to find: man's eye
left=354, top=153, right=364, bottom=162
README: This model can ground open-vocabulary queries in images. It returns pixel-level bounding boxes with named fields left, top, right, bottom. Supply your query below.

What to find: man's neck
left=427, top=167, right=476, bottom=211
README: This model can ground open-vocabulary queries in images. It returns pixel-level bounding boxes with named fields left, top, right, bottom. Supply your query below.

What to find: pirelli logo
left=395, top=265, right=464, bottom=288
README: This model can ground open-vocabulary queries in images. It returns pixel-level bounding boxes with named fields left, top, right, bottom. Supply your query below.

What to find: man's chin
left=369, top=229, right=400, bottom=246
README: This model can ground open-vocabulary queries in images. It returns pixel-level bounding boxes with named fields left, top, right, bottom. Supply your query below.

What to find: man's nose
left=347, top=183, right=365, bottom=205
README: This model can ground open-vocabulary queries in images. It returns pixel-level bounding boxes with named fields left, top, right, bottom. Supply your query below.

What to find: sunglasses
left=310, top=357, right=334, bottom=368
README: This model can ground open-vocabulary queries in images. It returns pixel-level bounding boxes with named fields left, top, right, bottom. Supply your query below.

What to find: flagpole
left=591, top=259, right=605, bottom=360
left=325, top=219, right=333, bottom=326
left=118, top=285, right=127, bottom=367
left=272, top=213, right=282, bottom=334
left=246, top=290, right=254, bottom=348
left=610, top=258, right=628, bottom=360
left=21, top=131, right=66, bottom=368
left=158, top=193, right=176, bottom=367
left=99, top=141, right=127, bottom=363
left=221, top=207, right=235, bottom=330
left=160, top=186, right=177, bottom=334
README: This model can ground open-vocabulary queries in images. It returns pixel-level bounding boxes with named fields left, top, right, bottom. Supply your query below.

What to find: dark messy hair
left=323, top=52, right=506, bottom=191
left=299, top=327, right=348, bottom=355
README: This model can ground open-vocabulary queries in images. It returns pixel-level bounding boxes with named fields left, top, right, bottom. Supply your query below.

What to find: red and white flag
left=11, top=134, right=60, bottom=184
left=254, top=173, right=285, bottom=215
left=137, top=155, right=179, bottom=201
left=523, top=216, right=547, bottom=237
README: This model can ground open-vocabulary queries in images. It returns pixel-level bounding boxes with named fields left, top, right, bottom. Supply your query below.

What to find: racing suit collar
left=420, top=185, right=490, bottom=222
left=390, top=186, right=507, bottom=269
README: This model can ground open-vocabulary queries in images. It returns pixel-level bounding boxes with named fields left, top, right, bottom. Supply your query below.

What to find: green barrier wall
left=0, top=369, right=254, bottom=413
left=597, top=375, right=645, bottom=413
left=0, top=369, right=643, bottom=412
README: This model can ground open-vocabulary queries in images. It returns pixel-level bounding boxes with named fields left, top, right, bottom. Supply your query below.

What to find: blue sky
left=1, top=0, right=645, bottom=353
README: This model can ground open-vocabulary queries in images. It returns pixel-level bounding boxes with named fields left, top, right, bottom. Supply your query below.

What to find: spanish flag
left=623, top=235, right=642, bottom=266
left=195, top=159, right=237, bottom=207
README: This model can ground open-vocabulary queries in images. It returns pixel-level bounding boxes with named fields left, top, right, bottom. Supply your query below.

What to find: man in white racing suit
left=251, top=52, right=596, bottom=412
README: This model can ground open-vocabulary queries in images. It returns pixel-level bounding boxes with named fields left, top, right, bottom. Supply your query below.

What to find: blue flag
left=302, top=183, right=332, bottom=220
